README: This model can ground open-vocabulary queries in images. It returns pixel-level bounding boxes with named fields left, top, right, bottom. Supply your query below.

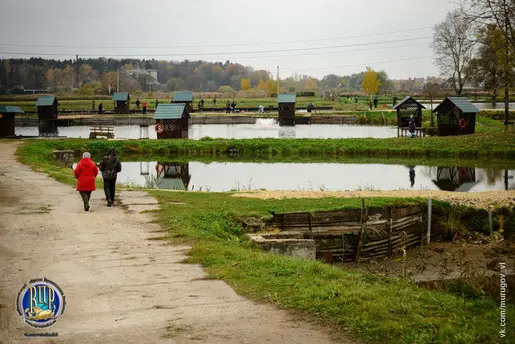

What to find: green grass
left=14, top=140, right=515, bottom=343
left=15, top=127, right=515, bottom=160
left=148, top=191, right=514, bottom=344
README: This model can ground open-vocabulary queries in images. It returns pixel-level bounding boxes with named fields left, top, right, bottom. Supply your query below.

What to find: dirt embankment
left=233, top=190, right=515, bottom=209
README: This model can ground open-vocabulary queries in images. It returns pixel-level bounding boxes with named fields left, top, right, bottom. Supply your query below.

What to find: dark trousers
left=103, top=178, right=117, bottom=201
left=79, top=191, right=91, bottom=205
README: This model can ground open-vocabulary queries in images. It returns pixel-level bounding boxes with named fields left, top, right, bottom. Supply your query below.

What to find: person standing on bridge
left=74, top=152, right=98, bottom=212
left=98, top=148, right=122, bottom=207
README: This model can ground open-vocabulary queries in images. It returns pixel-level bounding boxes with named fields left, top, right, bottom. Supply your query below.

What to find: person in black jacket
left=98, top=148, right=122, bottom=206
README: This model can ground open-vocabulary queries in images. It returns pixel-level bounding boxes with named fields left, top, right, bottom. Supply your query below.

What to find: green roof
left=0, top=105, right=24, bottom=114
left=36, top=96, right=57, bottom=107
left=278, top=94, right=296, bottom=104
left=154, top=103, right=186, bottom=119
left=173, top=92, right=193, bottom=102
left=434, top=97, right=479, bottom=113
left=392, top=96, right=426, bottom=109
left=112, top=92, right=130, bottom=101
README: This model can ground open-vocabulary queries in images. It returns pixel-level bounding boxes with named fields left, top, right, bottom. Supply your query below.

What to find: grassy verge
left=14, top=140, right=515, bottom=343
left=149, top=191, right=513, bottom=344
left=14, top=128, right=515, bottom=160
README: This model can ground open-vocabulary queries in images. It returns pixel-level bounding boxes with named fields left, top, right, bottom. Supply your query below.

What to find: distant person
left=136, top=98, right=140, bottom=109
left=92, top=100, right=96, bottom=111
left=354, top=96, right=358, bottom=103
left=231, top=100, right=236, bottom=112
left=373, top=97, right=378, bottom=108
left=155, top=98, right=159, bottom=109
left=409, top=167, right=416, bottom=188
left=213, top=96, right=217, bottom=108
left=258, top=105, right=265, bottom=113
left=98, top=103, right=103, bottom=114
left=307, top=102, right=314, bottom=113
left=369, top=100, right=373, bottom=110
left=200, top=98, right=204, bottom=110
left=74, top=152, right=98, bottom=212
left=98, top=147, right=122, bottom=207
left=142, top=102, right=147, bottom=115
left=409, top=115, right=416, bottom=138
left=226, top=101, right=231, bottom=113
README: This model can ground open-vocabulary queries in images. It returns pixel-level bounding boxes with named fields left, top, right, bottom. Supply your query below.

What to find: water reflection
left=114, top=161, right=515, bottom=192
left=15, top=122, right=398, bottom=140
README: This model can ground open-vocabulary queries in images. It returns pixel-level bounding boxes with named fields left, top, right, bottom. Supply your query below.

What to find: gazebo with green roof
left=0, top=105, right=24, bottom=137
left=278, top=93, right=296, bottom=126
left=172, top=91, right=193, bottom=113
left=36, top=96, right=58, bottom=135
left=433, top=97, right=479, bottom=136
left=112, top=92, right=130, bottom=114
left=154, top=103, right=190, bottom=139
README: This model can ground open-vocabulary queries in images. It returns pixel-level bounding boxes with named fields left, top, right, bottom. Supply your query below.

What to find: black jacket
left=99, top=155, right=121, bottom=180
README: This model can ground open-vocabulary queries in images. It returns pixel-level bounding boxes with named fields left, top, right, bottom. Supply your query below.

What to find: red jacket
left=74, top=158, right=98, bottom=191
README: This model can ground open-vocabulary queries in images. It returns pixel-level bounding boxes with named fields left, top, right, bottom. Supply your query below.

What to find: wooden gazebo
left=0, top=105, right=24, bottom=137
left=432, top=167, right=477, bottom=192
left=392, top=96, right=425, bottom=128
left=112, top=92, right=130, bottom=114
left=172, top=92, right=193, bottom=113
left=278, top=93, right=296, bottom=126
left=154, top=103, right=190, bottom=139
left=154, top=162, right=191, bottom=190
left=433, top=97, right=479, bottom=136
left=36, top=96, right=58, bottom=135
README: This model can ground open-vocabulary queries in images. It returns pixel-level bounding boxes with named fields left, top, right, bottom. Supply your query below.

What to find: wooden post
left=426, top=198, right=432, bottom=244
left=388, top=207, right=393, bottom=256
left=355, top=199, right=366, bottom=264
left=308, top=212, right=313, bottom=239
left=488, top=206, right=493, bottom=236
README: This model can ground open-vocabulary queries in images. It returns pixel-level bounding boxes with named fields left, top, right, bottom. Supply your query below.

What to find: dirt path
left=0, top=142, right=351, bottom=344
left=233, top=190, right=515, bottom=208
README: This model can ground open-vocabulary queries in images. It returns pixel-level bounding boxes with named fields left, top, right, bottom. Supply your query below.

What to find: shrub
left=296, top=91, right=315, bottom=97
left=217, top=85, right=234, bottom=93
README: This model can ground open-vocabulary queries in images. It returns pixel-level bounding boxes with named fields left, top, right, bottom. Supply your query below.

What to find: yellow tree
left=240, top=78, right=251, bottom=91
left=267, top=79, right=276, bottom=95
left=102, top=72, right=118, bottom=95
left=361, top=67, right=380, bottom=100
left=304, top=78, right=317, bottom=90
left=257, top=79, right=267, bottom=92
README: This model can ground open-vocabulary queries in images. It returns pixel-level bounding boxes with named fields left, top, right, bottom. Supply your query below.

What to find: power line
left=0, top=26, right=433, bottom=50
left=0, top=40, right=433, bottom=60
left=0, top=36, right=432, bottom=58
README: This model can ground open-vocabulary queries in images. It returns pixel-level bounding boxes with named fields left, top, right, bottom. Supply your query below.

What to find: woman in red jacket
left=74, top=152, right=99, bottom=211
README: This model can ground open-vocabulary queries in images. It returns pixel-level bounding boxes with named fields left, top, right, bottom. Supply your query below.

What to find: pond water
left=90, top=161, right=514, bottom=192
left=421, top=102, right=515, bottom=110
left=16, top=119, right=397, bottom=139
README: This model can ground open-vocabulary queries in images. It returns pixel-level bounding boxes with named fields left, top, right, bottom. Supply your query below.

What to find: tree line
left=0, top=57, right=394, bottom=96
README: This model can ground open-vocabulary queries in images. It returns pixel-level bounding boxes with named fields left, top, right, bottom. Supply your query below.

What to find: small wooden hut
left=392, top=96, right=425, bottom=128
left=0, top=105, right=24, bottom=137
left=278, top=94, right=296, bottom=126
left=112, top=92, right=130, bottom=114
left=36, top=96, right=58, bottom=135
left=154, top=162, right=191, bottom=190
left=432, top=167, right=477, bottom=192
left=433, top=97, right=479, bottom=136
left=154, top=103, right=190, bottom=139
left=172, top=91, right=193, bottom=113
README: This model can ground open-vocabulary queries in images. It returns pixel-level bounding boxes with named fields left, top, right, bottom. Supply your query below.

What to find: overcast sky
left=0, top=0, right=458, bottom=79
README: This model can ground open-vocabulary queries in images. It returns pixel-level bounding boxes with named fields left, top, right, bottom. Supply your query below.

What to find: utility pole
left=117, top=70, right=120, bottom=93
left=75, top=54, right=79, bottom=88
left=276, top=66, right=280, bottom=95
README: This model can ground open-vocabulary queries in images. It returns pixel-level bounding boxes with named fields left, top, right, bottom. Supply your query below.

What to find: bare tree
left=463, top=0, right=514, bottom=126
left=433, top=10, right=476, bottom=96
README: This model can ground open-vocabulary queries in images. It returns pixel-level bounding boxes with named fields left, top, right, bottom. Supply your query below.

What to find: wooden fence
left=262, top=203, right=434, bottom=263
